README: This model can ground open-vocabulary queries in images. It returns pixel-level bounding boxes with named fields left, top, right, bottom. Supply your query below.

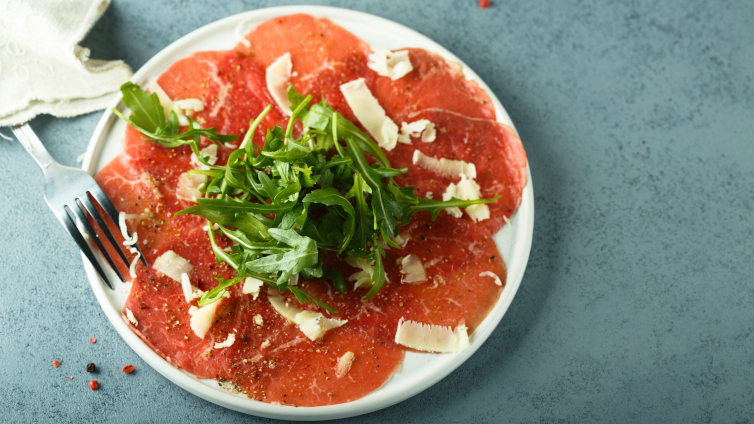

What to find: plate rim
left=81, top=5, right=534, bottom=420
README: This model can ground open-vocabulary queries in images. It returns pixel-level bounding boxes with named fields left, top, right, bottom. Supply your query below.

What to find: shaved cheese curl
left=242, top=277, right=264, bottom=299
left=412, top=150, right=476, bottom=179
left=180, top=273, right=204, bottom=303
left=479, top=271, right=503, bottom=286
left=296, top=311, right=348, bottom=341
left=336, top=352, right=355, bottom=378
left=268, top=294, right=347, bottom=341
left=190, top=144, right=218, bottom=168
left=214, top=333, right=236, bottom=349
left=268, top=294, right=302, bottom=322
left=367, top=47, right=413, bottom=80
left=346, top=256, right=374, bottom=290
left=152, top=250, right=193, bottom=282
left=190, top=301, right=222, bottom=339
left=125, top=308, right=138, bottom=326
left=400, top=254, right=427, bottom=283
left=442, top=174, right=490, bottom=222
left=128, top=251, right=140, bottom=279
left=172, top=98, right=204, bottom=126
left=176, top=172, right=205, bottom=202
left=340, top=78, right=399, bottom=151
left=118, top=212, right=137, bottom=246
left=266, top=52, right=293, bottom=115
left=394, top=318, right=470, bottom=353
left=398, top=119, right=436, bottom=144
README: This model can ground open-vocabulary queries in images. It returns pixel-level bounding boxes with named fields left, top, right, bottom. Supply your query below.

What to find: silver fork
left=12, top=123, right=147, bottom=289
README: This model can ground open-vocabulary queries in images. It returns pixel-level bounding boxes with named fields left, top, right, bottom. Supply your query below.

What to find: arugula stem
left=332, top=112, right=345, bottom=158
left=206, top=220, right=238, bottom=271
left=286, top=94, right=312, bottom=140
left=216, top=179, right=229, bottom=200
left=241, top=104, right=273, bottom=152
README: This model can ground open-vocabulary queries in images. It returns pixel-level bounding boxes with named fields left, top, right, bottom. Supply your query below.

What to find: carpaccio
left=95, top=14, right=527, bottom=406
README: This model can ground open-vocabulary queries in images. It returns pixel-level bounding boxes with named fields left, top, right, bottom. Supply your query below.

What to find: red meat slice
left=233, top=14, right=370, bottom=92
left=368, top=48, right=498, bottom=120
left=155, top=50, right=290, bottom=142
left=289, top=232, right=506, bottom=351
left=235, top=14, right=371, bottom=120
left=234, top=16, right=497, bottom=122
left=237, top=14, right=526, bottom=238
left=95, top=13, right=528, bottom=407
left=387, top=109, right=527, bottom=239
left=231, top=321, right=404, bottom=406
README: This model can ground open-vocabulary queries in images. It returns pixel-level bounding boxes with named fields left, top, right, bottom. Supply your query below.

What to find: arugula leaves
left=115, top=82, right=494, bottom=311
left=114, top=82, right=236, bottom=151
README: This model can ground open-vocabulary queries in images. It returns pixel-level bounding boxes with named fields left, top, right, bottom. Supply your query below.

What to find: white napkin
left=0, top=0, right=132, bottom=127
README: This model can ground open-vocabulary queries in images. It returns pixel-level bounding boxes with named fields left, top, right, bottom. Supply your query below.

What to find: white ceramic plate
left=82, top=5, right=534, bottom=421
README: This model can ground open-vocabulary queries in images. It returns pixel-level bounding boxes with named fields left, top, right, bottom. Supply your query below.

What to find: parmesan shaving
left=421, top=123, right=436, bottom=142
left=394, top=318, right=470, bottom=353
left=254, top=314, right=264, bottom=326
left=180, top=273, right=204, bottom=303
left=202, top=223, right=221, bottom=232
left=189, top=300, right=221, bottom=339
left=336, top=351, right=355, bottom=378
left=128, top=251, right=140, bottom=279
left=190, top=144, right=218, bottom=169
left=214, top=333, right=236, bottom=349
left=412, top=150, right=477, bottom=179
left=442, top=188, right=463, bottom=219
left=118, top=211, right=137, bottom=246
left=268, top=294, right=301, bottom=322
left=177, top=144, right=218, bottom=202
left=340, top=78, right=399, bottom=151
left=296, top=311, right=348, bottom=341
left=268, top=294, right=347, bottom=341
left=391, top=233, right=409, bottom=247
left=345, top=256, right=374, bottom=290
left=367, top=47, right=413, bottom=80
left=201, top=222, right=220, bottom=232
left=442, top=173, right=490, bottom=222
left=172, top=98, right=204, bottom=126
left=260, top=340, right=271, bottom=349
left=125, top=308, right=138, bottom=326
left=152, top=250, right=193, bottom=282
left=479, top=271, right=503, bottom=286
left=397, top=119, right=436, bottom=144
left=242, top=277, right=264, bottom=300
left=118, top=211, right=141, bottom=278
left=176, top=172, right=205, bottom=202
left=399, top=254, right=427, bottom=283
left=266, top=52, right=293, bottom=115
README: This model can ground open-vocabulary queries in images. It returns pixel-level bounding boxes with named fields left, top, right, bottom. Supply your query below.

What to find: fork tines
left=13, top=122, right=148, bottom=290
left=59, top=190, right=147, bottom=290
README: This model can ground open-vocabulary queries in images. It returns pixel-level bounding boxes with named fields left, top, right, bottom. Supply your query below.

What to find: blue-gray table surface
left=2, top=0, right=753, bottom=422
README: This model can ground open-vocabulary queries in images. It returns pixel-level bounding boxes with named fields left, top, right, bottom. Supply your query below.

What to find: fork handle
left=12, top=123, right=55, bottom=170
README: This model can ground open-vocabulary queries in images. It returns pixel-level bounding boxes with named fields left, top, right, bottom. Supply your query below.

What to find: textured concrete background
left=1, top=0, right=753, bottom=422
